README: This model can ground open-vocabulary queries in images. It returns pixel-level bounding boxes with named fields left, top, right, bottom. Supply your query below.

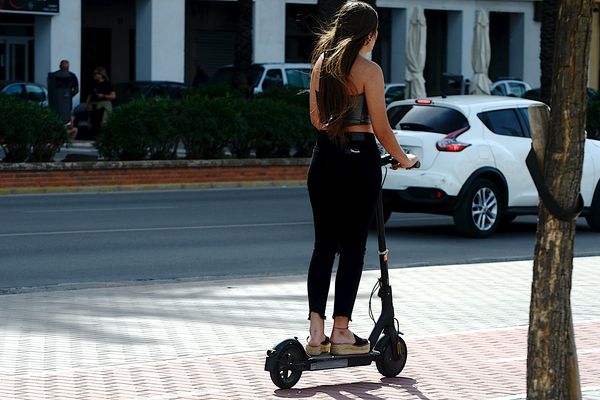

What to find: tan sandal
left=330, top=327, right=369, bottom=355
left=305, top=336, right=331, bottom=356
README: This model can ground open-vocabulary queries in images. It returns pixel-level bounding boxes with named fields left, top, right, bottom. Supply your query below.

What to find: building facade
left=0, top=0, right=597, bottom=104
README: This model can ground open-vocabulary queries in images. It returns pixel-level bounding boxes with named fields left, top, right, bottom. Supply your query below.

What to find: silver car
left=0, top=80, right=49, bottom=106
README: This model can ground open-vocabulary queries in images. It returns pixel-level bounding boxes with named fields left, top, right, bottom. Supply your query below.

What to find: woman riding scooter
left=306, top=0, right=418, bottom=356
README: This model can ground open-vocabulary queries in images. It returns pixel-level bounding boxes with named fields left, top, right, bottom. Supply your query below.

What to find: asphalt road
left=1, top=187, right=599, bottom=291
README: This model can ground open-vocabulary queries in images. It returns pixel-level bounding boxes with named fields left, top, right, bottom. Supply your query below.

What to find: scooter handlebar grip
left=380, top=154, right=420, bottom=169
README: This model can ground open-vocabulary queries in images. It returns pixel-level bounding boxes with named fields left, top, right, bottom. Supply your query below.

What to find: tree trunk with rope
left=526, top=0, right=591, bottom=398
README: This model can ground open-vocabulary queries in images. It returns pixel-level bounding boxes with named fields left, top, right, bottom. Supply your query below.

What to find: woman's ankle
left=330, top=316, right=355, bottom=343
left=308, top=311, right=325, bottom=341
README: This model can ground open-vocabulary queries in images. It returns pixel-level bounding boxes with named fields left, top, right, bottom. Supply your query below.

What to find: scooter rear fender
left=264, top=338, right=307, bottom=371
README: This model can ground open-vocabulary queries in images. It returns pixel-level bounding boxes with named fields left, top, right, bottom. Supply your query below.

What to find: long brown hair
left=311, top=1, right=378, bottom=142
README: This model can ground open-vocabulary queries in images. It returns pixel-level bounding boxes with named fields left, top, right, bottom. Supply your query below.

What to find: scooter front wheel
left=269, top=343, right=304, bottom=389
left=375, top=334, right=407, bottom=377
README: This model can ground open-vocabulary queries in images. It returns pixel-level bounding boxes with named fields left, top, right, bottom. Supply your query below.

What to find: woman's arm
left=309, top=55, right=324, bottom=130
left=104, top=91, right=116, bottom=101
left=364, top=62, right=418, bottom=168
left=97, top=91, right=116, bottom=101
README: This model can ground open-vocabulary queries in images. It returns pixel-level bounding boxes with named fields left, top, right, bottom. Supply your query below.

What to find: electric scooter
left=265, top=154, right=417, bottom=389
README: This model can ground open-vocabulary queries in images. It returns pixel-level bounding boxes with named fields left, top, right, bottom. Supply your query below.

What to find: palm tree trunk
left=317, top=0, right=344, bottom=25
left=317, top=0, right=377, bottom=25
left=233, top=0, right=253, bottom=97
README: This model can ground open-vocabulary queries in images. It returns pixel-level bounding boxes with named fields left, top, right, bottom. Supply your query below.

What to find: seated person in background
left=66, top=116, right=78, bottom=141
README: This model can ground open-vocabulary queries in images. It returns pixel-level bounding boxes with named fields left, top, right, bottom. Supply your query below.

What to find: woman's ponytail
left=310, top=1, right=378, bottom=143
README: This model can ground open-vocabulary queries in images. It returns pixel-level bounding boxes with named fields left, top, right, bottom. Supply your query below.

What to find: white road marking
left=0, top=221, right=313, bottom=238
left=23, top=206, right=176, bottom=213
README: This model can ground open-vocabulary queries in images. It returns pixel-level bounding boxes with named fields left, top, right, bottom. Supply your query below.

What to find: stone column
left=136, top=0, right=185, bottom=81
left=253, top=0, right=286, bottom=63
left=390, top=8, right=407, bottom=83
left=35, top=0, right=82, bottom=103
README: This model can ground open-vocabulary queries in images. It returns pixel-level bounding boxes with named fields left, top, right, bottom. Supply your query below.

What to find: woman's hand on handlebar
left=392, top=154, right=419, bottom=170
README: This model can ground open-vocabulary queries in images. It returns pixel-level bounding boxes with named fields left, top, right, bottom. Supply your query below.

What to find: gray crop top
left=315, top=91, right=372, bottom=126
left=344, top=92, right=371, bottom=126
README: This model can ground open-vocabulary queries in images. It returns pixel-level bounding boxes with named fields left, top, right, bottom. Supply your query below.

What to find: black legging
left=307, top=132, right=382, bottom=320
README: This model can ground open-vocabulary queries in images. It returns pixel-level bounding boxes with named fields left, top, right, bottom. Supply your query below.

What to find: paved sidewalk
left=0, top=257, right=599, bottom=399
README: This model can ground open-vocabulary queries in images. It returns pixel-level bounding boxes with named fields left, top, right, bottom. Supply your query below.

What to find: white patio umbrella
left=405, top=6, right=427, bottom=99
left=469, top=9, right=492, bottom=94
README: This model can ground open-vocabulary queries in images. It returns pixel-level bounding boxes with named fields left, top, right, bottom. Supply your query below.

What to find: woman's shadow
left=273, top=377, right=431, bottom=400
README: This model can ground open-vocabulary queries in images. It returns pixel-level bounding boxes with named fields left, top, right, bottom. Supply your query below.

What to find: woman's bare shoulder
left=352, top=57, right=383, bottom=91
left=354, top=57, right=382, bottom=76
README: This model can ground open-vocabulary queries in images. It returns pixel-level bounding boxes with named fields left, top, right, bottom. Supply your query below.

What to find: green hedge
left=96, top=97, right=179, bottom=161
left=95, top=90, right=316, bottom=161
left=0, top=95, right=70, bottom=162
left=176, top=94, right=246, bottom=159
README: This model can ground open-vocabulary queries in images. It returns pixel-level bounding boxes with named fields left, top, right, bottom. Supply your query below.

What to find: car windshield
left=210, top=66, right=264, bottom=88
left=387, top=104, right=469, bottom=134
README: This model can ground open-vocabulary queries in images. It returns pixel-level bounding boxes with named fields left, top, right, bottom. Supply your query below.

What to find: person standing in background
left=59, top=60, right=79, bottom=98
left=50, top=60, right=79, bottom=123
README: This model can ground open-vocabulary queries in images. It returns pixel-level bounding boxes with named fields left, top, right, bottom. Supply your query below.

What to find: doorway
left=0, top=37, right=33, bottom=81
left=81, top=28, right=112, bottom=100
left=424, top=10, right=448, bottom=96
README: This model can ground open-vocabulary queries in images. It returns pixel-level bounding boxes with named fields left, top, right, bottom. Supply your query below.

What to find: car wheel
left=454, top=179, right=503, bottom=238
left=585, top=183, right=600, bottom=231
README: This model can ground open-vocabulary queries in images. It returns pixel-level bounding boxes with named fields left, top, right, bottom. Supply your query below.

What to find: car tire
left=585, top=183, right=600, bottom=231
left=454, top=179, right=503, bottom=238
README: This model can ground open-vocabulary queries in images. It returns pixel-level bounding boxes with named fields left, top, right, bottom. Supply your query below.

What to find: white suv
left=382, top=95, right=600, bottom=237
left=490, top=79, right=531, bottom=97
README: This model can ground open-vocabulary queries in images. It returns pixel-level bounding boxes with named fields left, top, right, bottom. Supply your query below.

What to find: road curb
left=0, top=180, right=306, bottom=195
left=0, top=158, right=310, bottom=194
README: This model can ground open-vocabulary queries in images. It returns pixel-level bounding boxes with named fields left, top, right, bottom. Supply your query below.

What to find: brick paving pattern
left=0, top=257, right=598, bottom=399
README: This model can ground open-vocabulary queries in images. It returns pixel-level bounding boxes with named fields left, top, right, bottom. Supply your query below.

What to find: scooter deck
left=307, top=350, right=381, bottom=371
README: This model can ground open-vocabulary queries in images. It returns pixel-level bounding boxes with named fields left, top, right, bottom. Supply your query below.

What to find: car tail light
left=436, top=127, right=471, bottom=152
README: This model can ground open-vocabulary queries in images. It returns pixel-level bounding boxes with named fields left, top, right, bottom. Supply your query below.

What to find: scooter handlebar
left=380, top=154, right=421, bottom=169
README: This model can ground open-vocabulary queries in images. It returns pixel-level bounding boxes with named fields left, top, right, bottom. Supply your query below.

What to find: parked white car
left=490, top=79, right=531, bottom=97
left=382, top=95, right=600, bottom=237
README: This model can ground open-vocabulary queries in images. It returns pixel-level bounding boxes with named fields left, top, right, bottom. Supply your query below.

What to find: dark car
left=0, top=81, right=49, bottom=106
left=73, top=81, right=188, bottom=139
left=522, top=87, right=600, bottom=102
left=210, top=63, right=311, bottom=94
left=109, top=81, right=188, bottom=106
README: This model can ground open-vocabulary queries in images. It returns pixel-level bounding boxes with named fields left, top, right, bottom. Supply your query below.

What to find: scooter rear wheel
left=375, top=334, right=407, bottom=377
left=269, top=344, right=304, bottom=389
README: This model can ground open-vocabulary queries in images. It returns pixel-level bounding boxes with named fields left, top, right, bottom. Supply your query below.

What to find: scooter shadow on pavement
left=273, top=377, right=432, bottom=400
